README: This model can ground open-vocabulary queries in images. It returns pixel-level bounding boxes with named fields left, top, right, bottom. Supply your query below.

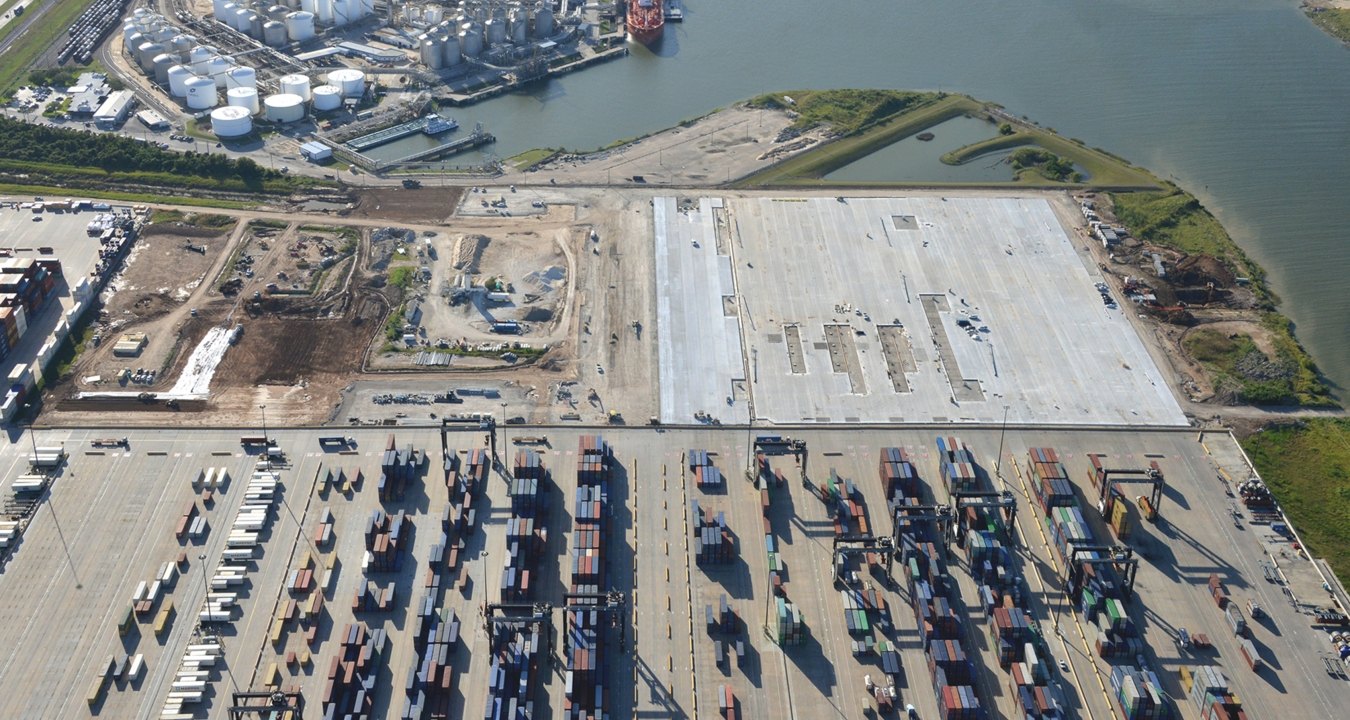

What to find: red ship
left=628, top=0, right=664, bottom=43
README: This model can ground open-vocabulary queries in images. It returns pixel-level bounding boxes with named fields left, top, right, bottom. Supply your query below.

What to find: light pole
left=259, top=404, right=268, bottom=444
left=499, top=402, right=509, bottom=475
left=994, top=404, right=1010, bottom=485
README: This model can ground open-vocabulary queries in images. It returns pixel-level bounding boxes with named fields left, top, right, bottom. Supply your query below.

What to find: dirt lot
left=346, top=186, right=465, bottom=224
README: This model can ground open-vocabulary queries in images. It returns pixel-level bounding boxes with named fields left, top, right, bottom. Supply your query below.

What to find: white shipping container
left=203, top=467, right=217, bottom=489
left=128, top=653, right=145, bottom=680
left=222, top=548, right=255, bottom=561
left=185, top=643, right=221, bottom=654
left=133, top=580, right=148, bottom=602
left=147, top=580, right=161, bottom=602
left=171, top=680, right=206, bottom=691
left=216, top=467, right=230, bottom=486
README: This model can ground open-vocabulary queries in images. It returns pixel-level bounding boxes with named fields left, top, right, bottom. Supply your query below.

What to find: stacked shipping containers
left=691, top=500, right=733, bottom=565
left=689, top=449, right=723, bottom=489
left=756, top=448, right=803, bottom=646
left=0, top=257, right=62, bottom=364
left=363, top=510, right=409, bottom=573
left=400, top=595, right=459, bottom=719
left=379, top=434, right=424, bottom=502
left=937, top=437, right=978, bottom=493
left=565, top=435, right=612, bottom=720
left=321, top=623, right=389, bottom=717
left=1110, top=666, right=1171, bottom=720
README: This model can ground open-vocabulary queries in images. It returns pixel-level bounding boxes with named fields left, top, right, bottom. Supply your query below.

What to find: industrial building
left=92, top=89, right=136, bottom=128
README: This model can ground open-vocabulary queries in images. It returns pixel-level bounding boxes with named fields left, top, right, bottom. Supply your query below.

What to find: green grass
left=507, top=148, right=560, bottom=171
left=1183, top=328, right=1257, bottom=374
left=249, top=219, right=289, bottom=230
left=748, top=89, right=940, bottom=136
left=42, top=313, right=96, bottom=388
left=1260, top=313, right=1337, bottom=407
left=150, top=209, right=236, bottom=229
left=0, top=181, right=257, bottom=209
left=1242, top=419, right=1350, bottom=583
left=1308, top=8, right=1350, bottom=43
left=42, top=97, right=70, bottom=118
left=1181, top=321, right=1335, bottom=407
left=0, top=0, right=99, bottom=97
left=388, top=266, right=415, bottom=290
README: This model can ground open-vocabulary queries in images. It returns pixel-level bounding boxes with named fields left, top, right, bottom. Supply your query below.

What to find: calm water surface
left=419, top=0, right=1350, bottom=394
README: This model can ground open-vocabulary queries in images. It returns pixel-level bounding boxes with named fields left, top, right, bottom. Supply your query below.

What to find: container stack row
left=759, top=449, right=802, bottom=646
left=1110, top=666, right=1172, bottom=720
left=688, top=449, right=723, bottom=489
left=400, top=594, right=460, bottom=719
left=886, top=445, right=980, bottom=720
left=564, top=435, right=612, bottom=720
left=1181, top=666, right=1251, bottom=719
left=827, top=471, right=872, bottom=538
left=937, top=436, right=978, bottom=493
left=691, top=499, right=733, bottom=565
left=363, top=509, right=409, bottom=574
left=321, top=623, right=389, bottom=719
left=485, top=624, right=543, bottom=720
left=0, top=257, right=61, bottom=363
left=379, top=433, right=424, bottom=502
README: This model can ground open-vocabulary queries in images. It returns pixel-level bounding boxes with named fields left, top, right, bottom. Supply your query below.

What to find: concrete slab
left=715, top=195, right=1186, bottom=426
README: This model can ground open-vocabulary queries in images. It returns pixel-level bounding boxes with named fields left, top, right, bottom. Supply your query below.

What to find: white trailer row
left=192, top=466, right=231, bottom=490
left=0, top=520, right=20, bottom=550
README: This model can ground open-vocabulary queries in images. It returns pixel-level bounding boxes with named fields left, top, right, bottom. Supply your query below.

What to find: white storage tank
left=206, top=57, right=232, bottom=88
left=189, top=46, right=214, bottom=74
left=167, top=65, right=194, bottom=97
left=152, top=54, right=175, bottom=84
left=185, top=77, right=218, bottom=110
left=311, top=84, right=342, bottom=111
left=299, top=0, right=316, bottom=13
left=248, top=13, right=265, bottom=39
left=227, top=87, right=261, bottom=114
left=232, top=8, right=251, bottom=31
left=267, top=4, right=289, bottom=19
left=210, top=105, right=253, bottom=137
left=314, top=0, right=333, bottom=23
left=421, top=38, right=444, bottom=69
left=443, top=35, right=461, bottom=66
left=126, top=32, right=146, bottom=58
left=171, top=35, right=195, bottom=61
left=123, top=22, right=139, bottom=45
left=225, top=66, right=257, bottom=90
left=212, top=0, right=230, bottom=18
left=152, top=26, right=175, bottom=43
left=264, top=93, right=305, bottom=122
left=137, top=42, right=164, bottom=69
left=425, top=4, right=444, bottom=25
left=459, top=25, right=482, bottom=58
left=327, top=68, right=365, bottom=98
left=279, top=73, right=312, bottom=100
left=508, top=10, right=527, bottom=45
left=284, top=11, right=315, bottom=42
left=263, top=20, right=287, bottom=46
left=220, top=2, right=237, bottom=24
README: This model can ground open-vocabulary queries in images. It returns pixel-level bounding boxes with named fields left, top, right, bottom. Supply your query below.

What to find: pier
left=346, top=115, right=455, bottom=152
left=386, top=127, right=496, bottom=165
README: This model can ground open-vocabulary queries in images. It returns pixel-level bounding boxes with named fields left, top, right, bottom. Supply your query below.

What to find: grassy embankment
left=737, top=89, right=1161, bottom=189
left=0, top=0, right=99, bottom=97
left=149, top=210, right=238, bottom=229
left=1114, top=189, right=1335, bottom=407
left=1308, top=8, right=1350, bottom=43
left=1242, top=420, right=1350, bottom=582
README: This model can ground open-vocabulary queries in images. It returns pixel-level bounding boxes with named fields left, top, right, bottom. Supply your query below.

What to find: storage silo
left=300, top=0, right=316, bottom=13
left=137, top=42, right=163, bottom=69
left=225, top=66, right=257, bottom=90
left=533, top=5, right=553, bottom=37
left=459, top=24, right=482, bottom=58
left=443, top=35, right=461, bottom=66
left=484, top=18, right=505, bottom=47
left=210, top=106, right=253, bottom=137
left=327, top=68, right=365, bottom=97
left=248, top=13, right=265, bottom=39
left=279, top=73, right=312, bottom=100
left=167, top=65, right=194, bottom=97
left=262, top=21, right=286, bottom=46
left=185, top=77, right=218, bottom=110
left=232, top=8, right=251, bottom=31
left=425, top=4, right=444, bottom=25
left=206, top=57, right=232, bottom=88
left=126, top=32, right=146, bottom=59
left=264, top=93, right=305, bottom=123
left=151, top=26, right=175, bottom=43
left=420, top=36, right=444, bottom=69
left=311, top=84, right=342, bottom=111
left=284, top=11, right=315, bottom=42
left=314, top=0, right=333, bottom=24
left=227, top=87, right=261, bottom=114
left=508, top=9, right=527, bottom=45
left=152, top=54, right=175, bottom=84
left=267, top=4, right=289, bottom=19
left=220, top=2, right=237, bottom=23
left=212, top=0, right=230, bottom=18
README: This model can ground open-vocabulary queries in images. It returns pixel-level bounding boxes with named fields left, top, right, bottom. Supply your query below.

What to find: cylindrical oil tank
left=189, top=46, right=213, bottom=74
left=171, top=35, right=195, bottom=61
left=225, top=66, right=257, bottom=90
left=459, top=25, right=482, bottom=58
left=151, top=26, right=175, bottom=43
left=137, top=42, right=163, bottom=69
left=232, top=8, right=251, bottom=31
left=425, top=4, right=444, bottom=24
left=264, top=93, right=305, bottom=122
left=152, top=54, right=175, bottom=84
left=133, top=7, right=147, bottom=18
left=327, top=68, right=365, bottom=97
left=122, top=21, right=139, bottom=44
left=206, top=57, right=232, bottom=88
left=443, top=35, right=461, bottom=66
left=267, top=4, right=289, bottom=19
left=311, top=84, right=342, bottom=111
left=248, top=14, right=265, bottom=39
left=299, top=0, right=316, bottom=13
left=484, top=18, right=505, bottom=47
left=420, top=37, right=444, bottom=69
left=284, top=11, right=315, bottom=41
left=210, top=106, right=253, bottom=137
left=279, top=73, right=312, bottom=100
left=533, top=6, right=553, bottom=37
left=263, top=20, right=287, bottom=46
left=185, top=77, right=218, bottom=110
left=212, top=0, right=230, bottom=18
left=167, top=65, right=194, bottom=96
left=227, top=87, right=261, bottom=114
left=220, top=2, right=237, bottom=23
left=126, top=32, right=145, bottom=58
left=314, top=0, right=333, bottom=23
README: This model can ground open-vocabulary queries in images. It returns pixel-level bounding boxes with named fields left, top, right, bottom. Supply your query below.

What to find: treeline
left=0, top=117, right=282, bottom=190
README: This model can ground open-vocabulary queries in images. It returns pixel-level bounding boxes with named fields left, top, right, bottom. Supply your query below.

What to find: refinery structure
left=108, top=0, right=619, bottom=155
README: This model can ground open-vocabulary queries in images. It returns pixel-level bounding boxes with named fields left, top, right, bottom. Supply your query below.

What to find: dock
left=347, top=116, right=445, bottom=152
left=389, top=129, right=495, bottom=164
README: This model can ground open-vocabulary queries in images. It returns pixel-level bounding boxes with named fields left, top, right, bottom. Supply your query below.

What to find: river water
left=412, top=0, right=1350, bottom=395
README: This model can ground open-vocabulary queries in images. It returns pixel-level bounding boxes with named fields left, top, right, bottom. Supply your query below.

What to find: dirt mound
left=452, top=234, right=490, bottom=272
left=1172, top=255, right=1236, bottom=287
left=523, top=265, right=566, bottom=293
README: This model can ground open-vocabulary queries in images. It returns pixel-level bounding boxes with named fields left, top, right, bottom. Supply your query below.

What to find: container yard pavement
left=2, top=426, right=1346, bottom=719
left=653, top=195, right=1187, bottom=427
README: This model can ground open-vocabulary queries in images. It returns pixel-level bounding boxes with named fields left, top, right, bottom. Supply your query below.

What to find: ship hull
left=628, top=0, right=664, bottom=44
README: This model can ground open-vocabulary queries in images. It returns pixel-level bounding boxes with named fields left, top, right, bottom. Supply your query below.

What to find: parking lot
left=0, top=425, right=1344, bottom=719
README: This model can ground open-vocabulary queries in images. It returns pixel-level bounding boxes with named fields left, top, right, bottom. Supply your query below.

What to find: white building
left=93, top=90, right=136, bottom=128
left=299, top=141, right=333, bottom=162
